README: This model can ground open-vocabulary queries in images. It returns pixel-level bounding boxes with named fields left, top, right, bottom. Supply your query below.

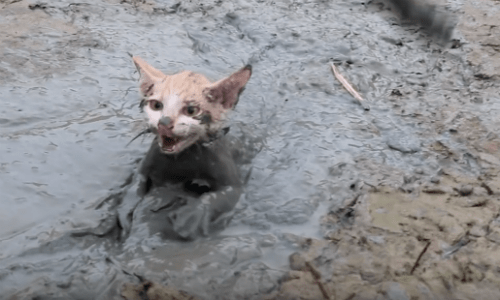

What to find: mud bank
left=1, top=0, right=500, bottom=299
left=272, top=172, right=500, bottom=299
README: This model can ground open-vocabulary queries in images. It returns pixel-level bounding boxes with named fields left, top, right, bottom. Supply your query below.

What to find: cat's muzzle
left=157, top=123, right=182, bottom=153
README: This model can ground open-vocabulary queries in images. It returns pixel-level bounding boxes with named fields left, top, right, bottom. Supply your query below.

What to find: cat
left=117, top=57, right=252, bottom=240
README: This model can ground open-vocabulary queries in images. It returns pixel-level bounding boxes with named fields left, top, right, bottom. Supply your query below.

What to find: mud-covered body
left=140, top=137, right=240, bottom=194
left=117, top=135, right=243, bottom=240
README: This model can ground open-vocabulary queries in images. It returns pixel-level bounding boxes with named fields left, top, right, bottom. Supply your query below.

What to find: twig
left=305, top=261, right=331, bottom=300
left=410, top=241, right=431, bottom=275
left=329, top=62, right=370, bottom=111
left=481, top=182, right=494, bottom=195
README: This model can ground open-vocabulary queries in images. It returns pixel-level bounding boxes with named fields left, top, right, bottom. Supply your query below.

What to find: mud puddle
left=1, top=0, right=500, bottom=299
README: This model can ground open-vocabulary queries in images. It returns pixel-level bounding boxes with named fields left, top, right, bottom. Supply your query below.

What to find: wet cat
left=118, top=57, right=252, bottom=240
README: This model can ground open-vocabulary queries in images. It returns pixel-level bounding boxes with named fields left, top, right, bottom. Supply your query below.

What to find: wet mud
left=1, top=0, right=500, bottom=299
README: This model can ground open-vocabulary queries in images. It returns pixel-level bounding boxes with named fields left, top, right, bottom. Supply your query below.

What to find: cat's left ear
left=203, top=65, right=252, bottom=109
left=133, top=56, right=167, bottom=97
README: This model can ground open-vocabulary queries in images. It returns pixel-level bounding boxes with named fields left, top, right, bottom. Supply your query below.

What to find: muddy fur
left=118, top=59, right=252, bottom=240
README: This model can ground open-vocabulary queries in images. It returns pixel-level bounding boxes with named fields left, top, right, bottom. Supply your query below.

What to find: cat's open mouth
left=160, top=135, right=183, bottom=153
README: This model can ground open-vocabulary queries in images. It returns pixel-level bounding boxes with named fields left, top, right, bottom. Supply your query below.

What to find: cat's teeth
left=162, top=136, right=182, bottom=152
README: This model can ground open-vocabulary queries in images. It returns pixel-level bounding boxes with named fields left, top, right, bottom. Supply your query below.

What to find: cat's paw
left=166, top=195, right=210, bottom=239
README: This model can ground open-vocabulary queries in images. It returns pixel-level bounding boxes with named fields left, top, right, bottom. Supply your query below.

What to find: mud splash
left=1, top=0, right=500, bottom=299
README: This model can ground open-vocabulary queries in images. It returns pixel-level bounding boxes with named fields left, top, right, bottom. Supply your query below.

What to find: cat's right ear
left=132, top=56, right=167, bottom=97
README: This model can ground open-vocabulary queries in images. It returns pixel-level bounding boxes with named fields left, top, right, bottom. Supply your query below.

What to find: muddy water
left=1, top=0, right=499, bottom=299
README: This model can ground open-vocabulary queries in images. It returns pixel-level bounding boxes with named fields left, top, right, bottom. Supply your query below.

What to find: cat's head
left=133, top=56, right=252, bottom=154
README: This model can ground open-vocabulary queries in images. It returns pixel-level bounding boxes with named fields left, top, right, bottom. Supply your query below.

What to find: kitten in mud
left=119, top=57, right=251, bottom=240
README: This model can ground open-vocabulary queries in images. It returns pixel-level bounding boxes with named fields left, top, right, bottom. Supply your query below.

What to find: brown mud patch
left=0, top=2, right=73, bottom=80
left=460, top=0, right=500, bottom=80
left=269, top=171, right=500, bottom=299
left=122, top=281, right=200, bottom=300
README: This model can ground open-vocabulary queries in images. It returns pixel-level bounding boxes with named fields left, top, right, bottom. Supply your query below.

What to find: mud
left=1, top=0, right=500, bottom=299
left=272, top=171, right=500, bottom=300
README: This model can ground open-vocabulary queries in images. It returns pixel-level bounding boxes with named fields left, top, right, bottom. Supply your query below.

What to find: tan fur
left=133, top=56, right=251, bottom=154
left=152, top=70, right=227, bottom=123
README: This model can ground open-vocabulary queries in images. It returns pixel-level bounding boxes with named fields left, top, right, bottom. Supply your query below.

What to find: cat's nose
left=159, top=116, right=173, bottom=127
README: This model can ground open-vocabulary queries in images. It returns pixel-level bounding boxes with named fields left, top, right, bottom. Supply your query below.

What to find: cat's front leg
left=116, top=173, right=150, bottom=239
left=167, top=185, right=242, bottom=239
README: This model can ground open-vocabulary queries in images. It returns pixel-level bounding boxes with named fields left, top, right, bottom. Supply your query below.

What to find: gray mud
left=1, top=0, right=500, bottom=299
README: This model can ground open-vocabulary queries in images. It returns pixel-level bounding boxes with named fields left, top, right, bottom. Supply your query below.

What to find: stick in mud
left=410, top=241, right=431, bottom=275
left=329, top=62, right=370, bottom=111
left=305, top=261, right=331, bottom=300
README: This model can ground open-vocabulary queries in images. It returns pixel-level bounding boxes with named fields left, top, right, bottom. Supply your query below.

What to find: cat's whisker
left=126, top=128, right=152, bottom=147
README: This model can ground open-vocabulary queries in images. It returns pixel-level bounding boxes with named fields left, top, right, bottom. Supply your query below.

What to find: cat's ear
left=203, top=65, right=252, bottom=109
left=132, top=56, right=167, bottom=97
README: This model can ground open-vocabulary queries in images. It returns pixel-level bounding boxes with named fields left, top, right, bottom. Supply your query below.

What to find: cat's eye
left=183, top=105, right=201, bottom=117
left=149, top=100, right=163, bottom=111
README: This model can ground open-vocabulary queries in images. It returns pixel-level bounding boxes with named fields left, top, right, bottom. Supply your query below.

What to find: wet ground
left=1, top=0, right=500, bottom=299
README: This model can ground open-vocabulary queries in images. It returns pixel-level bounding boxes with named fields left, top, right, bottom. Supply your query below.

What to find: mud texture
left=270, top=172, right=500, bottom=300
left=1, top=0, right=500, bottom=299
